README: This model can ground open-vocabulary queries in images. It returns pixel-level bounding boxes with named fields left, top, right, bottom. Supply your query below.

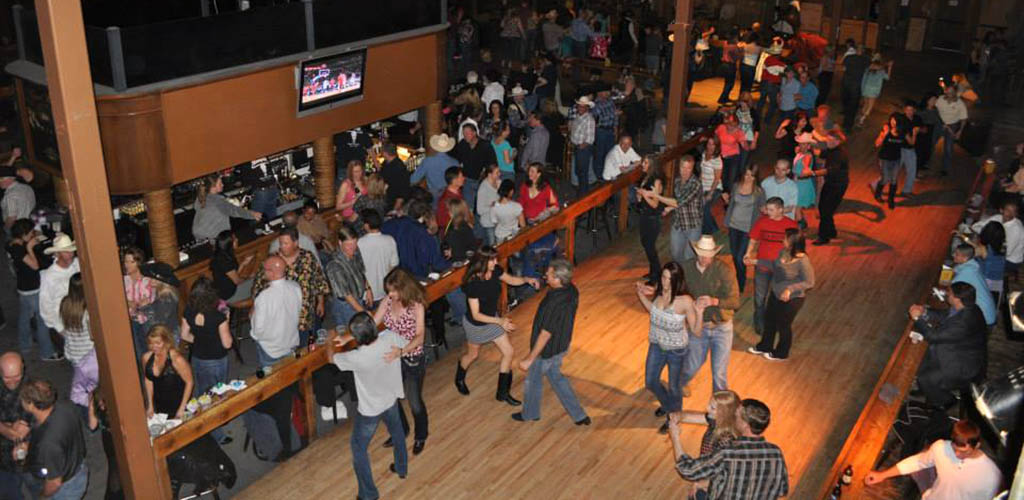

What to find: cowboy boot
left=873, top=181, right=884, bottom=203
left=888, top=183, right=897, bottom=209
left=496, top=371, right=521, bottom=406
left=455, top=361, right=470, bottom=396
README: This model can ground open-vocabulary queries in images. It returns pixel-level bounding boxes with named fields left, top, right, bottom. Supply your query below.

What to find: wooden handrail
left=816, top=163, right=996, bottom=499
left=151, top=134, right=705, bottom=490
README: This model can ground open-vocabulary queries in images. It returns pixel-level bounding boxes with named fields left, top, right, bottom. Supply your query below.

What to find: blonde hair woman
left=671, top=390, right=742, bottom=497
left=142, top=325, right=193, bottom=418
left=352, top=173, right=389, bottom=227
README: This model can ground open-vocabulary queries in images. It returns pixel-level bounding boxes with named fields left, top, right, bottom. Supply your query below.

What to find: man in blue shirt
left=380, top=201, right=450, bottom=281
left=952, top=244, right=996, bottom=327
left=795, top=71, right=819, bottom=113
left=777, top=67, right=800, bottom=123
left=410, top=134, right=459, bottom=199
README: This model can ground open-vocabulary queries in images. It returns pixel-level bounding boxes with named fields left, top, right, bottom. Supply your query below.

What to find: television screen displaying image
left=298, top=48, right=367, bottom=113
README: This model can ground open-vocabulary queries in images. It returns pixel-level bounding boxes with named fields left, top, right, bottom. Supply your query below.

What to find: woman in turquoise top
left=490, top=120, right=515, bottom=181
left=791, top=132, right=817, bottom=208
left=856, top=55, right=894, bottom=127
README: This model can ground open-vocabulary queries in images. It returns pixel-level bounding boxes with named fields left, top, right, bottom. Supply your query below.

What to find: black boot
left=496, top=371, right=521, bottom=406
left=888, top=183, right=897, bottom=209
left=455, top=361, right=470, bottom=395
left=873, top=181, right=884, bottom=202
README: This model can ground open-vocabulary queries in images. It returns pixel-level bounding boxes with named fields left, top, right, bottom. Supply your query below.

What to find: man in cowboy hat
left=38, top=234, right=79, bottom=362
left=758, top=38, right=787, bottom=125
left=411, top=133, right=460, bottom=199
left=569, top=95, right=597, bottom=194
left=0, top=166, right=34, bottom=233
left=507, top=84, right=531, bottom=145
left=680, top=235, right=740, bottom=396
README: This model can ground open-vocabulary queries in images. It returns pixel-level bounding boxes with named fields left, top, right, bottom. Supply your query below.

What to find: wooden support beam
left=565, top=219, right=576, bottom=264
left=617, top=186, right=629, bottom=234
left=664, top=0, right=693, bottom=151
left=34, top=0, right=164, bottom=497
left=423, top=101, right=443, bottom=151
left=144, top=188, right=180, bottom=267
left=313, top=136, right=336, bottom=210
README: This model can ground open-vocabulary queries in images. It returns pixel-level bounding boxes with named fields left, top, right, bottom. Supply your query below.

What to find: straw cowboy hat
left=508, top=84, right=529, bottom=97
left=574, top=95, right=596, bottom=107
left=43, top=233, right=76, bottom=255
left=795, top=132, right=816, bottom=144
left=429, top=133, right=456, bottom=153
left=691, top=235, right=723, bottom=257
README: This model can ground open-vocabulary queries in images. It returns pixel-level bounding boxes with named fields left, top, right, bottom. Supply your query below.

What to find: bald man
left=1, top=352, right=30, bottom=499
left=251, top=256, right=303, bottom=368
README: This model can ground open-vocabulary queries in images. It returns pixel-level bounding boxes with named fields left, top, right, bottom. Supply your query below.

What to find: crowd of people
left=0, top=1, right=1018, bottom=499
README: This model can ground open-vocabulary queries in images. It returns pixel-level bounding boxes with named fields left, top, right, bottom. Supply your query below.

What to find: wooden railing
left=151, top=135, right=704, bottom=492
left=817, top=163, right=997, bottom=499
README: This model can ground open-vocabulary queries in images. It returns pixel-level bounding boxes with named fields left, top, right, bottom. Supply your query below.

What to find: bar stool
left=227, top=299, right=253, bottom=364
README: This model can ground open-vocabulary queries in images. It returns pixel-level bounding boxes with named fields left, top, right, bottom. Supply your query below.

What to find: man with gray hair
left=511, top=259, right=591, bottom=425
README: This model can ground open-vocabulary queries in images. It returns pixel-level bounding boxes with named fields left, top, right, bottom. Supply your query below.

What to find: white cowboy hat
left=508, top=84, right=529, bottom=97
left=44, top=233, right=76, bottom=255
left=574, top=95, right=596, bottom=107
left=690, top=235, right=723, bottom=257
left=429, top=133, right=456, bottom=153
left=795, top=132, right=816, bottom=144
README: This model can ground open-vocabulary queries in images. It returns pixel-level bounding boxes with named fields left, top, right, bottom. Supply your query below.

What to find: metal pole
left=303, top=0, right=315, bottom=51
left=106, top=26, right=127, bottom=91
left=34, top=0, right=165, bottom=497
left=11, top=4, right=24, bottom=61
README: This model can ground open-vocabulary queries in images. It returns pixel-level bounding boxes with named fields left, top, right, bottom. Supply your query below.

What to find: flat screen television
left=297, top=48, right=367, bottom=116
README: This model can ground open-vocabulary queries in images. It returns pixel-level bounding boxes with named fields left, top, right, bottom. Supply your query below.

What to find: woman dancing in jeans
left=373, top=268, right=429, bottom=455
left=635, top=262, right=702, bottom=434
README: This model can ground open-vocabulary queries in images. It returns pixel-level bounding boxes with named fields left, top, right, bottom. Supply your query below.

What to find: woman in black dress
left=180, top=277, right=232, bottom=442
left=142, top=325, right=193, bottom=418
left=774, top=111, right=812, bottom=161
left=635, top=156, right=664, bottom=285
left=210, top=230, right=254, bottom=304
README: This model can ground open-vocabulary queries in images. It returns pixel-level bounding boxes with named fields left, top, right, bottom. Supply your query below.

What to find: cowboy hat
left=466, top=71, right=479, bottom=84
left=795, top=132, right=816, bottom=144
left=141, top=262, right=180, bottom=288
left=43, top=233, right=76, bottom=255
left=0, top=166, right=15, bottom=179
left=766, top=37, right=784, bottom=55
left=574, top=95, right=596, bottom=107
left=508, top=84, right=529, bottom=97
left=428, top=133, right=456, bottom=153
left=690, top=235, right=723, bottom=257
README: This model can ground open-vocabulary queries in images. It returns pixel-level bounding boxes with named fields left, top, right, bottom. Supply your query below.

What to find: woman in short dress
left=455, top=245, right=540, bottom=406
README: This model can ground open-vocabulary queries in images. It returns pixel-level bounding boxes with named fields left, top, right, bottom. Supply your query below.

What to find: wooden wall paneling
left=95, top=93, right=170, bottom=195
left=313, top=136, right=336, bottom=210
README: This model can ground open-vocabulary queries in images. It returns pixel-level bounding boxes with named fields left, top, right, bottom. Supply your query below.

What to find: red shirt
left=436, top=188, right=463, bottom=231
left=761, top=55, right=786, bottom=84
left=749, top=215, right=798, bottom=261
left=519, top=183, right=556, bottom=220
left=715, top=124, right=747, bottom=158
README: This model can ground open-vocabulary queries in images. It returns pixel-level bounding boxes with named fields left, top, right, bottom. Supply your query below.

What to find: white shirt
left=935, top=97, right=968, bottom=126
left=761, top=177, right=799, bottom=217
left=357, top=232, right=399, bottom=299
left=700, top=156, right=724, bottom=192
left=477, top=180, right=500, bottom=229
left=491, top=200, right=523, bottom=242
left=602, top=145, right=642, bottom=181
left=332, top=330, right=409, bottom=416
left=39, top=258, right=80, bottom=329
left=972, top=214, right=1024, bottom=264
left=480, top=82, right=505, bottom=108
left=251, top=278, right=303, bottom=360
left=895, top=440, right=1000, bottom=500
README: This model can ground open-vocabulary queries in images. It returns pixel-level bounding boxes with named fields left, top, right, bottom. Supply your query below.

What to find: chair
left=227, top=299, right=254, bottom=364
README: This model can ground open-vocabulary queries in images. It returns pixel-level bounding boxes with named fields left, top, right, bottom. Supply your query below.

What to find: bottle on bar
left=841, top=465, right=853, bottom=485
left=829, top=485, right=842, bottom=499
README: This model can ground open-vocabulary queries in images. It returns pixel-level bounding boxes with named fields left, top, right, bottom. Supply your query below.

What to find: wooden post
left=565, top=218, right=576, bottom=264
left=34, top=0, right=165, bottom=497
left=423, top=101, right=443, bottom=151
left=832, top=0, right=843, bottom=45
left=144, top=188, right=180, bottom=267
left=664, top=0, right=693, bottom=189
left=52, top=174, right=71, bottom=209
left=618, top=186, right=629, bottom=233
left=313, top=136, right=336, bottom=210
left=301, top=370, right=318, bottom=442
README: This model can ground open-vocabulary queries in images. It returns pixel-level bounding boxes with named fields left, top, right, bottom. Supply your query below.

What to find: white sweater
left=39, top=258, right=80, bottom=330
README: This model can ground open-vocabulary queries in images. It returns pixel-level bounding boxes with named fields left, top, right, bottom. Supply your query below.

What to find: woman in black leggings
left=635, top=156, right=664, bottom=285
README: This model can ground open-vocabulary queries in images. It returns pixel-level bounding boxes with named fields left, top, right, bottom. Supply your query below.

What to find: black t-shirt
left=841, top=54, right=870, bottom=86
left=463, top=265, right=504, bottom=326
left=6, top=242, right=47, bottom=291
left=898, top=113, right=924, bottom=147
left=879, top=130, right=905, bottom=161
left=185, top=306, right=229, bottom=360
left=28, top=401, right=85, bottom=483
left=381, top=158, right=411, bottom=209
left=210, top=257, right=237, bottom=301
left=530, top=284, right=579, bottom=358
left=823, top=147, right=850, bottom=183
left=444, top=224, right=478, bottom=261
left=452, top=139, right=498, bottom=180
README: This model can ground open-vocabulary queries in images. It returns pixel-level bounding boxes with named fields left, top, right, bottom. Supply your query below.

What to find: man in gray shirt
left=1, top=167, right=34, bottom=232
left=518, top=112, right=550, bottom=172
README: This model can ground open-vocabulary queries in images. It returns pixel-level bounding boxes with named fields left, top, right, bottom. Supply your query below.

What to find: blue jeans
left=681, top=321, right=733, bottom=392
left=758, top=81, right=780, bottom=126
left=880, top=159, right=900, bottom=185
left=257, top=343, right=291, bottom=369
left=0, top=468, right=23, bottom=500
left=463, top=178, right=480, bottom=219
left=250, top=186, right=280, bottom=222
left=941, top=126, right=957, bottom=174
left=574, top=145, right=594, bottom=194
left=27, top=463, right=88, bottom=500
left=670, top=226, right=701, bottom=264
left=446, top=288, right=467, bottom=324
left=594, top=128, right=616, bottom=182
left=482, top=225, right=496, bottom=246
left=900, top=148, right=917, bottom=194
left=728, top=228, right=751, bottom=292
left=18, top=292, right=54, bottom=358
left=701, top=190, right=721, bottom=234
left=131, top=320, right=148, bottom=361
left=521, top=351, right=587, bottom=421
left=329, top=297, right=363, bottom=330
left=644, top=343, right=686, bottom=413
left=351, top=403, right=407, bottom=500
left=193, top=356, right=229, bottom=441
left=524, top=233, right=558, bottom=278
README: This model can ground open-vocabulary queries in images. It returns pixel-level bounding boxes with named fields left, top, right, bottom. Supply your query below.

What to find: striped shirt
left=675, top=436, right=790, bottom=500
left=672, top=175, right=703, bottom=231
left=592, top=98, right=618, bottom=129
left=325, top=250, right=368, bottom=302
left=63, top=314, right=95, bottom=365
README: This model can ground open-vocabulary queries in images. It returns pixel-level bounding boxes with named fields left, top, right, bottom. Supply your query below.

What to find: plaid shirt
left=676, top=436, right=790, bottom=500
left=592, top=98, right=618, bottom=129
left=672, top=175, right=703, bottom=231
left=569, top=112, right=596, bottom=146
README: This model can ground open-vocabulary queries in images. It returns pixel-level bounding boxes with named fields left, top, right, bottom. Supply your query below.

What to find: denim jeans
left=681, top=321, right=733, bottom=392
left=900, top=148, right=917, bottom=194
left=0, top=468, right=23, bottom=500
left=351, top=402, right=407, bottom=500
left=329, top=297, right=363, bottom=330
left=941, top=126, right=957, bottom=174
left=638, top=215, right=661, bottom=280
left=397, top=354, right=429, bottom=441
left=758, top=81, right=780, bottom=126
left=524, top=233, right=558, bottom=278
left=257, top=343, right=291, bottom=369
left=701, top=189, right=721, bottom=234
left=26, top=463, right=88, bottom=500
left=644, top=343, right=686, bottom=413
left=446, top=288, right=467, bottom=324
left=193, top=356, right=229, bottom=441
left=131, top=320, right=148, bottom=361
left=753, top=261, right=773, bottom=335
left=728, top=228, right=751, bottom=292
left=18, top=292, right=54, bottom=358
left=879, top=159, right=900, bottom=185
left=574, top=145, right=594, bottom=194
left=521, top=351, right=587, bottom=421
left=670, top=226, right=701, bottom=264
left=250, top=186, right=280, bottom=222
left=594, top=128, right=616, bottom=182
left=463, top=178, right=480, bottom=219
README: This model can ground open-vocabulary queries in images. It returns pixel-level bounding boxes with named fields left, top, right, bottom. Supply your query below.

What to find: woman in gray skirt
left=454, top=245, right=540, bottom=405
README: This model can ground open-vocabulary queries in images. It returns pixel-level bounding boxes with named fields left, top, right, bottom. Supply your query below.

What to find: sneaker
left=747, top=346, right=767, bottom=355
left=763, top=353, right=787, bottom=361
left=41, top=353, right=65, bottom=362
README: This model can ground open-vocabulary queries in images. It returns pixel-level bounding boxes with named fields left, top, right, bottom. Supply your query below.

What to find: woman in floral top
left=121, top=247, right=153, bottom=354
left=252, top=227, right=330, bottom=335
left=372, top=268, right=429, bottom=455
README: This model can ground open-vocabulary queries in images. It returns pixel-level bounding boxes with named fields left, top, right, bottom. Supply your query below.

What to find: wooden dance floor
left=239, top=93, right=973, bottom=500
